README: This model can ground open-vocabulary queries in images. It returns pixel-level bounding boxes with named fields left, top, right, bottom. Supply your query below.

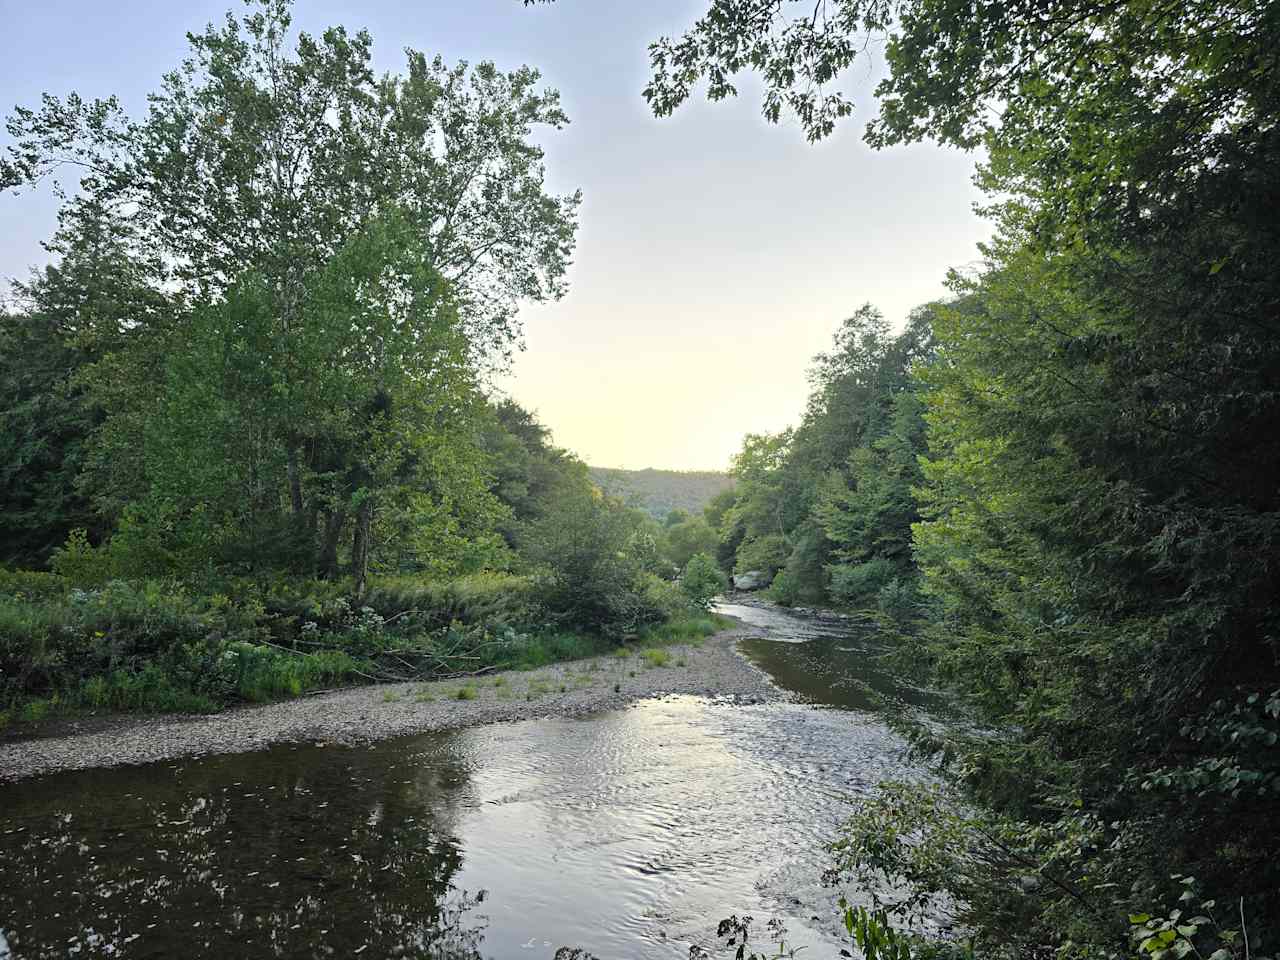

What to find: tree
left=519, top=486, right=656, bottom=636
left=662, top=516, right=720, bottom=571
left=2, top=0, right=580, bottom=578
left=681, top=552, right=728, bottom=611
left=0, top=203, right=175, bottom=567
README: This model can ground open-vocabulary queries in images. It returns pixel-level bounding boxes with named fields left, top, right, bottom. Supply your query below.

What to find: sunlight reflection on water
left=0, top=603, right=940, bottom=959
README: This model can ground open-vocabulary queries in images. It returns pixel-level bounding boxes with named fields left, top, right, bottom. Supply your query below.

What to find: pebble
left=0, top=628, right=782, bottom=783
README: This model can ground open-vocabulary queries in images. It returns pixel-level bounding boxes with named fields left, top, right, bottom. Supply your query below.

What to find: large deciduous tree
left=2, top=0, right=580, bottom=580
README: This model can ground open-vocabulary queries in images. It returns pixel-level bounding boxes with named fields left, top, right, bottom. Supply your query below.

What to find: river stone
left=733, top=570, right=770, bottom=590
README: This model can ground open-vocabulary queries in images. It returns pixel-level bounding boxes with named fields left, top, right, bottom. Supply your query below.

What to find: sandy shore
left=0, top=624, right=781, bottom=783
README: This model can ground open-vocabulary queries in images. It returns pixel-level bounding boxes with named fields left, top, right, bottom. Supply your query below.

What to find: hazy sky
left=0, top=0, right=990, bottom=471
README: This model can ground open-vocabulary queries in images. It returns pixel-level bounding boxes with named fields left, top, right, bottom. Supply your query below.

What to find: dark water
left=0, top=601, right=939, bottom=960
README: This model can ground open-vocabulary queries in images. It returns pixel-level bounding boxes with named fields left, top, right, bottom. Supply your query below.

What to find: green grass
left=525, top=678, right=554, bottom=701
left=0, top=568, right=726, bottom=729
left=634, top=612, right=729, bottom=648
left=641, top=648, right=672, bottom=668
left=503, top=631, right=615, bottom=670
left=413, top=688, right=435, bottom=703
left=382, top=690, right=402, bottom=703
left=454, top=684, right=479, bottom=701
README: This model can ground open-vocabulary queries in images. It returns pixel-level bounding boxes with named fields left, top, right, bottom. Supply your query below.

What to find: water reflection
left=719, top=600, right=953, bottom=716
left=1, top=738, right=487, bottom=959
left=1, top=602, right=942, bottom=959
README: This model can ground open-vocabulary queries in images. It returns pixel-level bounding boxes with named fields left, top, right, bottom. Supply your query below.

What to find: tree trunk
left=286, top=447, right=304, bottom=516
left=352, top=499, right=373, bottom=600
left=318, top=508, right=345, bottom=579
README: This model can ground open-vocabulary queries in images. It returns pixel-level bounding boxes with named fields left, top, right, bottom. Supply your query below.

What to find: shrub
left=681, top=552, right=728, bottom=610
left=766, top=569, right=800, bottom=606
left=877, top=577, right=920, bottom=626
left=734, top=534, right=790, bottom=578
left=641, top=573, right=695, bottom=619
left=828, top=558, right=899, bottom=606
left=641, top=648, right=671, bottom=668
left=0, top=567, right=71, bottom=600
left=520, top=488, right=662, bottom=636
left=362, top=573, right=538, bottom=630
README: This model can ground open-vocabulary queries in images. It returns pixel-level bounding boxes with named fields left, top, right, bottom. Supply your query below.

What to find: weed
left=382, top=690, right=402, bottom=703
left=642, top=648, right=671, bottom=668
left=455, top=685, right=478, bottom=701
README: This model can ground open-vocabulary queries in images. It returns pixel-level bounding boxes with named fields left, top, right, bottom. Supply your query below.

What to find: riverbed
left=0, top=600, right=943, bottom=959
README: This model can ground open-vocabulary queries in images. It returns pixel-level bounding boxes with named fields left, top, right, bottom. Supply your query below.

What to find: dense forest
left=587, top=467, right=734, bottom=521
left=643, top=0, right=1280, bottom=956
left=0, top=2, right=728, bottom=723
left=2, top=0, right=1278, bottom=957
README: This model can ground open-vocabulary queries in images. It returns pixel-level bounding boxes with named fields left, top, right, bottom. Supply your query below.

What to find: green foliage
left=640, top=573, right=696, bottom=620
left=828, top=559, right=897, bottom=607
left=712, top=305, right=933, bottom=603
left=634, top=611, right=726, bottom=647
left=735, top=534, right=790, bottom=578
left=681, top=552, right=728, bottom=611
left=641, top=648, right=671, bottom=668
left=2, top=0, right=581, bottom=589
left=519, top=485, right=663, bottom=637
left=0, top=306, right=99, bottom=568
left=662, top=516, right=720, bottom=571
left=362, top=573, right=539, bottom=631
left=587, top=467, right=734, bottom=521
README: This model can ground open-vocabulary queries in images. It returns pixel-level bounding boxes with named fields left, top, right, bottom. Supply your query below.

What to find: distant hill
left=589, top=467, right=734, bottom=520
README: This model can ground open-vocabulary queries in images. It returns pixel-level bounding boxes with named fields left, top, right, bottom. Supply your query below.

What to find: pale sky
left=0, top=0, right=990, bottom=470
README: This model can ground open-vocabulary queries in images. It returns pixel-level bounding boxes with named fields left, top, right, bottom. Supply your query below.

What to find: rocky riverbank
left=0, top=622, right=781, bottom=783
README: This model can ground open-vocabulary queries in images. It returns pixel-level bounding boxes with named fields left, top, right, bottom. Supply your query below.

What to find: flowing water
left=0, top=601, right=946, bottom=959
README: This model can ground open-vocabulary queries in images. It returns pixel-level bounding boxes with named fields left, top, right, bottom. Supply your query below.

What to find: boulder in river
left=733, top=570, right=770, bottom=590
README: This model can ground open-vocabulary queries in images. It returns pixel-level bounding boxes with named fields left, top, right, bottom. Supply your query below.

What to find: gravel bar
left=0, top=624, right=781, bottom=783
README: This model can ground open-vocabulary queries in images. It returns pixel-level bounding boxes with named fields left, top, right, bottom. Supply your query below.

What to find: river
left=0, top=601, right=946, bottom=959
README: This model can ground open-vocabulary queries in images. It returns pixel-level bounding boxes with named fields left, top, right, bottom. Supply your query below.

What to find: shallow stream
left=0, top=600, right=944, bottom=959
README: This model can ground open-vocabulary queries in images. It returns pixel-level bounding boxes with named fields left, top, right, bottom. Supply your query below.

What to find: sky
left=0, top=0, right=991, bottom=471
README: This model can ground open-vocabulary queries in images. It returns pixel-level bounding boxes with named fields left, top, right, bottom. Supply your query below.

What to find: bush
left=766, top=569, right=800, bottom=606
left=877, top=577, right=920, bottom=626
left=520, top=488, right=662, bottom=637
left=828, top=558, right=898, bottom=606
left=641, top=573, right=696, bottom=619
left=362, top=573, right=538, bottom=630
left=681, top=552, right=728, bottom=610
left=0, top=567, right=71, bottom=600
left=735, top=534, right=790, bottom=578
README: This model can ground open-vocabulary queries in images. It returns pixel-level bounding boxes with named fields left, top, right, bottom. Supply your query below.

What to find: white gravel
left=0, top=625, right=781, bottom=783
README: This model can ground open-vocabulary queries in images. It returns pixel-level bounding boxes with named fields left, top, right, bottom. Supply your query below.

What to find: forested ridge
left=587, top=467, right=734, bottom=521
left=3, top=0, right=1279, bottom=956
